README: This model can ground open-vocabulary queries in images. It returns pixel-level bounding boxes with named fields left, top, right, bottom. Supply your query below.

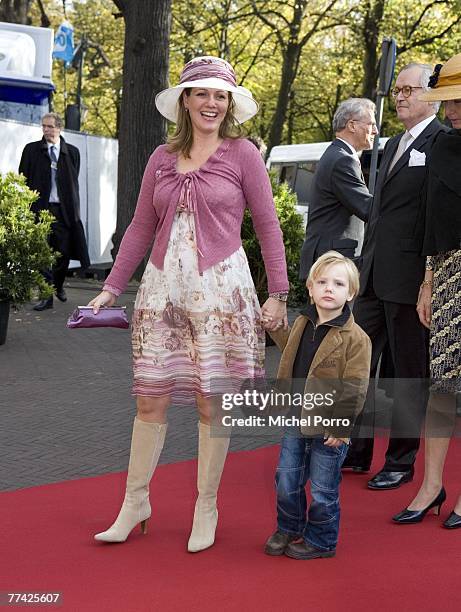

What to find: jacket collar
left=299, top=302, right=353, bottom=330
left=40, top=136, right=68, bottom=155
left=332, top=138, right=356, bottom=156
left=384, top=117, right=441, bottom=183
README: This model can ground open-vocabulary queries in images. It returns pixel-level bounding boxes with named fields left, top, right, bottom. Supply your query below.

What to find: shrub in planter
left=241, top=171, right=306, bottom=306
left=0, top=172, right=55, bottom=343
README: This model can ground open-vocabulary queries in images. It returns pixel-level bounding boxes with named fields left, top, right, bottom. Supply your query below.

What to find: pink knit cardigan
left=104, top=138, right=289, bottom=296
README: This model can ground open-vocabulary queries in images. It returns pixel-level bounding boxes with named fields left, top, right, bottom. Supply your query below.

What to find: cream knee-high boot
left=187, top=422, right=230, bottom=552
left=94, top=417, right=168, bottom=543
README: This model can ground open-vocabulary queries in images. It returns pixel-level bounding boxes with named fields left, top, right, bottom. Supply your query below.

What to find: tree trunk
left=287, top=90, right=295, bottom=144
left=218, top=0, right=232, bottom=60
left=0, top=0, right=31, bottom=23
left=112, top=0, right=171, bottom=278
left=262, top=0, right=311, bottom=152
left=361, top=0, right=385, bottom=99
left=267, top=41, right=298, bottom=152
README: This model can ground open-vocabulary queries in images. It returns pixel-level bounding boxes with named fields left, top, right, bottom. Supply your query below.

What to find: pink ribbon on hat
left=179, top=57, right=237, bottom=87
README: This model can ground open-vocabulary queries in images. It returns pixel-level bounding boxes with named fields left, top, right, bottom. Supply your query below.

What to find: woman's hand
left=416, top=284, right=432, bottom=329
left=261, top=297, right=288, bottom=331
left=88, top=290, right=117, bottom=314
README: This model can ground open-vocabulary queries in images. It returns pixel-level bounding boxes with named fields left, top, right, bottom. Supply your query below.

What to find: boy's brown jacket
left=270, top=309, right=371, bottom=442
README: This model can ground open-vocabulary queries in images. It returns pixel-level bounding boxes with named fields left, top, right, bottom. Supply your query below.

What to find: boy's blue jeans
left=275, top=433, right=348, bottom=551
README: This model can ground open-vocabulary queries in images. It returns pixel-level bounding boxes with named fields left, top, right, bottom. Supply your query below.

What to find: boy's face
left=308, top=263, right=354, bottom=315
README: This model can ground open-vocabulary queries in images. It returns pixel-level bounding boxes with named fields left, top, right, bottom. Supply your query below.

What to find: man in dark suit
left=344, top=63, right=448, bottom=489
left=19, top=112, right=89, bottom=310
left=299, top=98, right=377, bottom=280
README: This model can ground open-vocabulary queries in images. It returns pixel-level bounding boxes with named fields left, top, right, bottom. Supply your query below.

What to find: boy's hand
left=323, top=435, right=343, bottom=448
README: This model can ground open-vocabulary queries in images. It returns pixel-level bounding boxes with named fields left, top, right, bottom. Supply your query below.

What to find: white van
left=267, top=138, right=389, bottom=225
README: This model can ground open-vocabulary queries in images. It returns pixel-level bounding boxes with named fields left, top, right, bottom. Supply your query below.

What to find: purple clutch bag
left=67, top=306, right=129, bottom=329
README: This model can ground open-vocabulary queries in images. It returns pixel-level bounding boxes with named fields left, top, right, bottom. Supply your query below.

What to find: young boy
left=263, top=251, right=371, bottom=560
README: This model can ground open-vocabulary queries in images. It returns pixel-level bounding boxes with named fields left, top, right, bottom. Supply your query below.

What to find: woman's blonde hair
left=307, top=251, right=360, bottom=298
left=167, top=89, right=243, bottom=158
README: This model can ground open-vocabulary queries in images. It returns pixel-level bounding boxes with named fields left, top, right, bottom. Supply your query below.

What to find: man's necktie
left=388, top=131, right=411, bottom=173
left=50, top=145, right=58, bottom=203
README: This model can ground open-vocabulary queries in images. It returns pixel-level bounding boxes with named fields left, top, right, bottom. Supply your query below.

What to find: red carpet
left=1, top=439, right=460, bottom=612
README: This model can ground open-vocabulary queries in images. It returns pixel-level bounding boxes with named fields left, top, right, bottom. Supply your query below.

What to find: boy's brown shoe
left=285, top=541, right=335, bottom=560
left=264, top=530, right=299, bottom=556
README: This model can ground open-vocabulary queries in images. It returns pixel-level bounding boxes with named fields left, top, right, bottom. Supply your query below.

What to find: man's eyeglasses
left=351, top=119, right=377, bottom=129
left=391, top=86, right=423, bottom=98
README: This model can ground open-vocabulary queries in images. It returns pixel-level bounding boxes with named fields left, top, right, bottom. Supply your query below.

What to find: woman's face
left=183, top=88, right=230, bottom=136
left=444, top=99, right=461, bottom=129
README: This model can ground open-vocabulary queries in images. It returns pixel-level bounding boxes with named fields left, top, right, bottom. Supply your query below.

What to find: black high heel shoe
left=443, top=511, right=461, bottom=529
left=392, top=488, right=446, bottom=524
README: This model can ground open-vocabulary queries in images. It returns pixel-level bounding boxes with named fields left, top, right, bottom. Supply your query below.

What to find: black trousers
left=347, top=282, right=429, bottom=471
left=43, top=203, right=71, bottom=292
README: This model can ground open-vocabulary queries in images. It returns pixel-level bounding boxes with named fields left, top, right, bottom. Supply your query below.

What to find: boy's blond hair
left=307, top=251, right=360, bottom=298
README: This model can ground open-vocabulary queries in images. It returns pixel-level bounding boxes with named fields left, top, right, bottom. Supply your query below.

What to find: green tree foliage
left=170, top=0, right=461, bottom=147
left=24, top=0, right=461, bottom=145
left=28, top=0, right=124, bottom=137
left=0, top=173, right=55, bottom=303
left=61, top=0, right=124, bottom=137
left=242, top=171, right=305, bottom=305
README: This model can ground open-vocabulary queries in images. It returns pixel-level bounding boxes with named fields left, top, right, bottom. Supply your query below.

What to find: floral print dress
left=131, top=204, right=265, bottom=404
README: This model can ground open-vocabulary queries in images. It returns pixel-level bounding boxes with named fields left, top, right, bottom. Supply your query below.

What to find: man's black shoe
left=367, top=468, right=414, bottom=490
left=264, top=530, right=299, bottom=556
left=285, top=541, right=335, bottom=560
left=56, top=288, right=67, bottom=302
left=33, top=297, right=53, bottom=311
left=342, top=460, right=370, bottom=473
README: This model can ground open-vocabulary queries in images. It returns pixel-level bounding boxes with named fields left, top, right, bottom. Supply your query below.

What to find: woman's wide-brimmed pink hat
left=155, top=56, right=259, bottom=124
left=419, top=53, right=461, bottom=101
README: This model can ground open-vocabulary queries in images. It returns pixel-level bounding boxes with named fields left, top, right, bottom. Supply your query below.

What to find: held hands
left=88, top=290, right=117, bottom=314
left=261, top=297, right=288, bottom=331
left=416, top=284, right=432, bottom=329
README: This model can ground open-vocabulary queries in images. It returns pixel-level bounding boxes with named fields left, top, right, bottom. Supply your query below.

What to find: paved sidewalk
left=1, top=279, right=295, bottom=491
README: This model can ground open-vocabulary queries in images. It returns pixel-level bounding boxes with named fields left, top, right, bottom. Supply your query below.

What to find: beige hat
left=419, top=53, right=461, bottom=101
left=155, top=56, right=258, bottom=124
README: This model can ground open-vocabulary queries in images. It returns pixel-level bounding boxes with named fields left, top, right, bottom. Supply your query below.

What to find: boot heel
left=140, top=519, right=148, bottom=534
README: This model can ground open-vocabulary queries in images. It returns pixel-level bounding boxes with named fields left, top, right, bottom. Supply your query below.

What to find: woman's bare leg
left=406, top=437, right=450, bottom=510
left=136, top=394, right=170, bottom=423
left=453, top=494, right=461, bottom=515
left=407, top=393, right=456, bottom=510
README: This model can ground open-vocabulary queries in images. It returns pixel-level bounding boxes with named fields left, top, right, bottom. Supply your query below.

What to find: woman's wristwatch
left=269, top=291, right=289, bottom=302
